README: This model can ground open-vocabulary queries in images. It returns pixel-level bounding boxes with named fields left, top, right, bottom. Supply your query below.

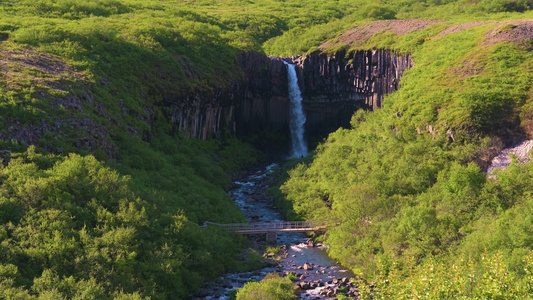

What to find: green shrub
left=287, top=272, right=297, bottom=282
left=265, top=246, right=281, bottom=255
left=236, top=273, right=296, bottom=300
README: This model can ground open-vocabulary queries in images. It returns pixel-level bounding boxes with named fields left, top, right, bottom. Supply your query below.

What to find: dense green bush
left=360, top=4, right=397, bottom=20
left=355, top=251, right=533, bottom=299
left=236, top=273, right=296, bottom=300
left=0, top=145, right=248, bottom=298
left=480, top=0, right=533, bottom=12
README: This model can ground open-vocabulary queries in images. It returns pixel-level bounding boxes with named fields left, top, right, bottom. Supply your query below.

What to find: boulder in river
left=333, top=286, right=340, bottom=295
left=303, top=263, right=314, bottom=270
left=195, top=288, right=210, bottom=297
left=299, top=281, right=311, bottom=290
left=222, top=280, right=232, bottom=288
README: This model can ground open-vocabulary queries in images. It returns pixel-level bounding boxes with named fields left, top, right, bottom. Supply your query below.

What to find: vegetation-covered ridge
left=279, top=13, right=533, bottom=299
left=0, top=0, right=273, bottom=298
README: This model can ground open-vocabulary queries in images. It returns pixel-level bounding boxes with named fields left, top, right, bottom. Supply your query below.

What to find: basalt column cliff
left=161, top=52, right=288, bottom=141
left=291, top=50, right=412, bottom=138
left=164, top=50, right=412, bottom=146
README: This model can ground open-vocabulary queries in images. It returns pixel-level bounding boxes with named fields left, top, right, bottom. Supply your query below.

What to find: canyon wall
left=0, top=49, right=413, bottom=159
left=161, top=52, right=289, bottom=141
left=292, top=50, right=412, bottom=137
left=164, top=49, right=412, bottom=144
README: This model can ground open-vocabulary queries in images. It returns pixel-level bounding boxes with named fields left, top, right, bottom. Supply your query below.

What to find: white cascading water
left=284, top=61, right=308, bottom=158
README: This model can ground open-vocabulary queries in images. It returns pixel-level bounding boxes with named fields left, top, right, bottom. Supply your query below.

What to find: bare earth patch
left=484, top=20, right=533, bottom=46
left=435, top=21, right=492, bottom=38
left=0, top=45, right=87, bottom=90
left=0, top=47, right=70, bottom=76
left=0, top=43, right=92, bottom=113
left=448, top=58, right=484, bottom=79
left=321, top=19, right=533, bottom=50
left=436, top=19, right=533, bottom=46
left=320, top=20, right=445, bottom=49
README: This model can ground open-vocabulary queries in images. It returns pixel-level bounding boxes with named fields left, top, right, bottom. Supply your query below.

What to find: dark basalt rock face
left=163, top=49, right=412, bottom=146
left=235, top=52, right=289, bottom=138
left=291, top=50, right=412, bottom=138
left=160, top=52, right=289, bottom=142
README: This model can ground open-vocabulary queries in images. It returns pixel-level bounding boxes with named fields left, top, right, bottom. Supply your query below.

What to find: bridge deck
left=204, top=221, right=330, bottom=234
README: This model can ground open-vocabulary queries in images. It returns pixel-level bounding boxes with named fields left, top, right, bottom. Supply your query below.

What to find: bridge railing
left=204, top=220, right=330, bottom=232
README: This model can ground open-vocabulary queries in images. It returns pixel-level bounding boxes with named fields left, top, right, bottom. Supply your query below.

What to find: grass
left=265, top=246, right=281, bottom=254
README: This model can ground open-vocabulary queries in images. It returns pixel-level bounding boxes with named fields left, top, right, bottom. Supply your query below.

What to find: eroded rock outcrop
left=487, top=140, right=533, bottom=175
left=0, top=47, right=117, bottom=159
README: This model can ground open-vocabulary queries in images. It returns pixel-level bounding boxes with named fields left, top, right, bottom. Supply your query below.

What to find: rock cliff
left=0, top=48, right=411, bottom=156
left=163, top=49, right=412, bottom=146
left=235, top=52, right=289, bottom=138
left=160, top=52, right=289, bottom=142
left=291, top=50, right=412, bottom=137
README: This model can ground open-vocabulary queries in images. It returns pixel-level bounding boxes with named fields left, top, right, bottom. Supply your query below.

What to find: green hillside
left=1, top=0, right=533, bottom=298
left=279, top=16, right=533, bottom=300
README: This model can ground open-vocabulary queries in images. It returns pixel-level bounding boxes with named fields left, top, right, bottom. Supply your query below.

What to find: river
left=197, top=163, right=355, bottom=299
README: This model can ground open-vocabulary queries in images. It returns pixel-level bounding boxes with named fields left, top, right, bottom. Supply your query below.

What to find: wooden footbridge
left=203, top=220, right=333, bottom=242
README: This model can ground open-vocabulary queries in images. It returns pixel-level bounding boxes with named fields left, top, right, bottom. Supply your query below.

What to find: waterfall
left=284, top=61, right=308, bottom=158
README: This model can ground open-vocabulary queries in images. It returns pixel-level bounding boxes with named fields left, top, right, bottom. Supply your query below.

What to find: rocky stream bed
left=191, top=163, right=359, bottom=299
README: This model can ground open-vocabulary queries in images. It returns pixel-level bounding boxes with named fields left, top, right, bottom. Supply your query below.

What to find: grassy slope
left=278, top=14, right=533, bottom=299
